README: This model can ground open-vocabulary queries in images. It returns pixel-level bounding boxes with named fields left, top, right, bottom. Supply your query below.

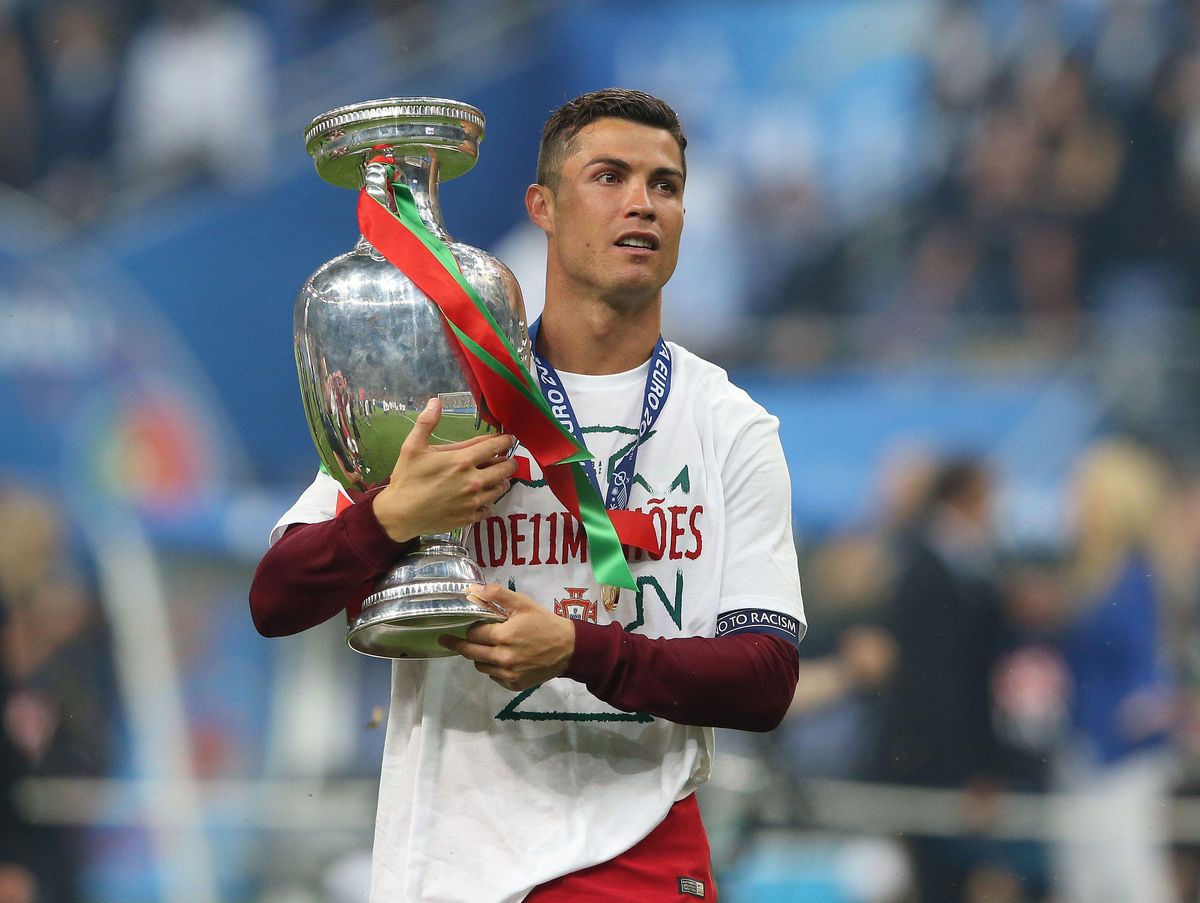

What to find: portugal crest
left=553, top=587, right=598, bottom=624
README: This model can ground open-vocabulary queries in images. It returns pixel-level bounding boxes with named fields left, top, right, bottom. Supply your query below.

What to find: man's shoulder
left=667, top=341, right=774, bottom=424
left=667, top=340, right=724, bottom=381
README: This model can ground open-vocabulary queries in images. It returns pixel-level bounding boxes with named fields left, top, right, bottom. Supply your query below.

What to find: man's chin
left=604, top=266, right=674, bottom=304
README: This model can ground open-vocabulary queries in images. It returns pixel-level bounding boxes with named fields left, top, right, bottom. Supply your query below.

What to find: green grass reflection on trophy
left=312, top=402, right=498, bottom=491
left=368, top=408, right=497, bottom=480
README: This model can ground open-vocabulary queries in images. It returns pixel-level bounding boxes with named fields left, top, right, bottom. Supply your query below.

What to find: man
left=250, top=88, right=804, bottom=902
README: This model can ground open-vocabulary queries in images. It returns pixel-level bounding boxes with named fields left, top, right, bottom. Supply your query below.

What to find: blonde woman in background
left=1052, top=438, right=1177, bottom=903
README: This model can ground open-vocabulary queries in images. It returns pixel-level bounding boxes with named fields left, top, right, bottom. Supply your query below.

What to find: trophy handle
left=363, top=160, right=397, bottom=214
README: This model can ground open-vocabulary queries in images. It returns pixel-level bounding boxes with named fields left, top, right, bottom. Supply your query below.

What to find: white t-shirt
left=273, top=342, right=805, bottom=902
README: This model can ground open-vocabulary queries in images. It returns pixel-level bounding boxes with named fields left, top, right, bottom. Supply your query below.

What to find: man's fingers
left=461, top=616, right=506, bottom=645
left=476, top=459, right=517, bottom=493
left=471, top=660, right=519, bottom=688
left=439, top=635, right=500, bottom=661
left=461, top=434, right=517, bottom=467
left=491, top=479, right=513, bottom=504
left=428, top=432, right=514, bottom=462
left=472, top=661, right=528, bottom=692
left=400, top=398, right=441, bottom=453
left=428, top=434, right=500, bottom=453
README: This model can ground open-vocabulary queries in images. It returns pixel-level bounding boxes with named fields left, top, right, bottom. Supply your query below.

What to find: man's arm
left=440, top=582, right=800, bottom=733
left=249, top=398, right=517, bottom=637
left=249, top=492, right=414, bottom=637
left=566, top=621, right=799, bottom=732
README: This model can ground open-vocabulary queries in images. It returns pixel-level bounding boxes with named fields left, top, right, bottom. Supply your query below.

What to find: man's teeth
left=617, top=237, right=654, bottom=249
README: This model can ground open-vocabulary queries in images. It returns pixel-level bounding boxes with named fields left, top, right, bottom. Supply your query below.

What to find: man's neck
left=536, top=295, right=662, bottom=375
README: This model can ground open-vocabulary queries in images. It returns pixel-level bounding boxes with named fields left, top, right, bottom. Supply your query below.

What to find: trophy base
left=345, top=536, right=505, bottom=659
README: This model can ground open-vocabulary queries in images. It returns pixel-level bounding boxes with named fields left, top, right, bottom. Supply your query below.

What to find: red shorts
left=524, top=793, right=715, bottom=902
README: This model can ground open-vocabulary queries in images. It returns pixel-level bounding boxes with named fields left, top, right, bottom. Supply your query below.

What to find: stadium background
left=1, top=0, right=1199, bottom=900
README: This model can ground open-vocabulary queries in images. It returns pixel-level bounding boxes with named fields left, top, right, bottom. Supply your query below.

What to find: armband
left=715, top=608, right=801, bottom=647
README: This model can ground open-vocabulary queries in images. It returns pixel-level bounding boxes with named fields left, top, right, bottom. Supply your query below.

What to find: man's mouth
left=614, top=234, right=659, bottom=251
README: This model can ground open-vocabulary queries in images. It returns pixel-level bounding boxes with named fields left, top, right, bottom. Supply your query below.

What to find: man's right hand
left=371, top=398, right=518, bottom=543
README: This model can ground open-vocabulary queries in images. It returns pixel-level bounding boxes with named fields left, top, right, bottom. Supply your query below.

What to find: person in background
left=868, top=457, right=1011, bottom=902
left=0, top=488, right=112, bottom=903
left=1052, top=437, right=1176, bottom=903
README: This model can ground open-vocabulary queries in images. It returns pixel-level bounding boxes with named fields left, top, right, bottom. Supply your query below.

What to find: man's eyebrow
left=652, top=166, right=686, bottom=183
left=583, top=157, right=685, bottom=182
left=583, top=156, right=632, bottom=172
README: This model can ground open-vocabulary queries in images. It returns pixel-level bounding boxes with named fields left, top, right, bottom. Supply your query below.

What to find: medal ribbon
left=356, top=157, right=662, bottom=586
left=529, top=318, right=672, bottom=513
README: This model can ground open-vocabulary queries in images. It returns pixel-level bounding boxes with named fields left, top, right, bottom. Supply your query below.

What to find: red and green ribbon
left=357, top=157, right=661, bottom=587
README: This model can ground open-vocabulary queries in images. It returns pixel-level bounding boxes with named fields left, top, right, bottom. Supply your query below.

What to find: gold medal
left=601, top=584, right=621, bottom=612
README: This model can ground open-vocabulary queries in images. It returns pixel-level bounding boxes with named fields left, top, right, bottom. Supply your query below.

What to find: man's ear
left=525, top=183, right=554, bottom=232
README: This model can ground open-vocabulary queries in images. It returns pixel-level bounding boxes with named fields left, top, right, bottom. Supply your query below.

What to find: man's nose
left=625, top=183, right=656, bottom=219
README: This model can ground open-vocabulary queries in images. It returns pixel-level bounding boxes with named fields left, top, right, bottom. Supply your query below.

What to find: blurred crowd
left=752, top=434, right=1200, bottom=902
left=0, top=0, right=278, bottom=220
left=3, top=0, right=1198, bottom=401
left=739, top=0, right=1200, bottom=378
left=0, top=0, right=533, bottom=225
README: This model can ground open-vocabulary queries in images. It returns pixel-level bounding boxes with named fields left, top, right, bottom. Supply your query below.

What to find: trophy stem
left=363, top=153, right=452, bottom=241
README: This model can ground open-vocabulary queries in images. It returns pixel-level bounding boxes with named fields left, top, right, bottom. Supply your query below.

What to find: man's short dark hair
left=536, top=88, right=687, bottom=190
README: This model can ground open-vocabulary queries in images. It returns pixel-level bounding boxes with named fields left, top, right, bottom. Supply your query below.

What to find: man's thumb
left=402, top=397, right=441, bottom=451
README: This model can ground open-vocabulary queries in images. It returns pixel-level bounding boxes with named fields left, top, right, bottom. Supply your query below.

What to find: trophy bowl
left=296, top=97, right=531, bottom=658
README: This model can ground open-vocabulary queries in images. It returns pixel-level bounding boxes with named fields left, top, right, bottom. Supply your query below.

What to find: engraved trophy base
left=346, top=534, right=505, bottom=659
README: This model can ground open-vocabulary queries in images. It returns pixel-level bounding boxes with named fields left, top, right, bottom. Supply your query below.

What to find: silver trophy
left=296, top=98, right=531, bottom=659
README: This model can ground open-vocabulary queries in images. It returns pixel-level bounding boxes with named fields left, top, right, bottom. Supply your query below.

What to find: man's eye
left=597, top=172, right=618, bottom=184
left=656, top=181, right=678, bottom=193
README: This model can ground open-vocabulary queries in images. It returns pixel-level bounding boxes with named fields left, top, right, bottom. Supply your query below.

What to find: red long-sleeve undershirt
left=249, top=498, right=799, bottom=732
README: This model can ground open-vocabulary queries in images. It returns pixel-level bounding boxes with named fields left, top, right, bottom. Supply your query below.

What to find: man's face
left=530, top=117, right=685, bottom=310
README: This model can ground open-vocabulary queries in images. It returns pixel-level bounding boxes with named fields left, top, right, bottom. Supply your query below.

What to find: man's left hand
left=439, top=584, right=575, bottom=691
